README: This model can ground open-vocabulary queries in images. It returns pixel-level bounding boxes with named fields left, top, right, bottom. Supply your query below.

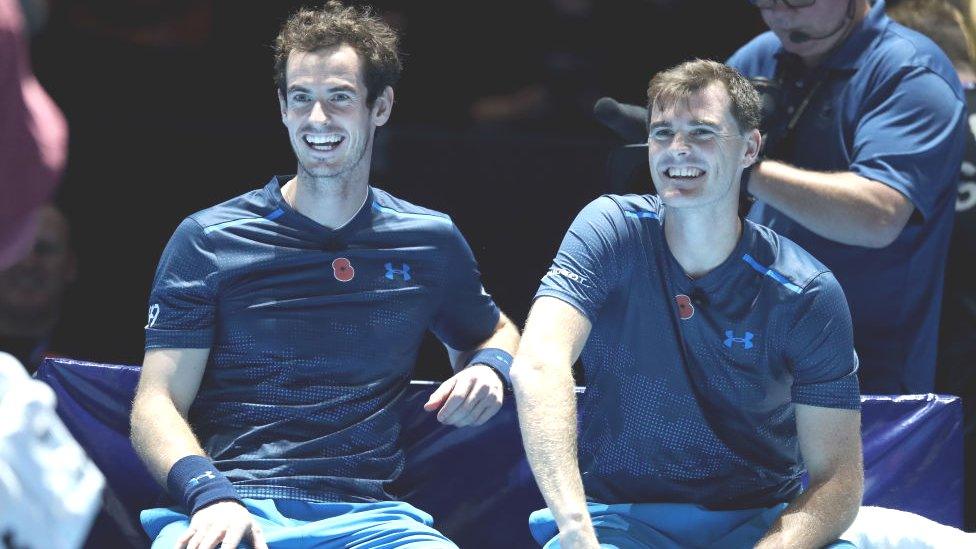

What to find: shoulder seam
left=182, top=216, right=222, bottom=293
left=800, top=270, right=834, bottom=294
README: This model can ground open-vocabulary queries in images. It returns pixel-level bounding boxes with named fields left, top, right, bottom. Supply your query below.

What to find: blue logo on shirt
left=724, top=330, right=754, bottom=349
left=385, top=262, right=412, bottom=281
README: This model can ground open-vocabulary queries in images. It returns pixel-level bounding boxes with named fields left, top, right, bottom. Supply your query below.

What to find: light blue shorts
left=141, top=498, right=457, bottom=548
left=529, top=502, right=856, bottom=548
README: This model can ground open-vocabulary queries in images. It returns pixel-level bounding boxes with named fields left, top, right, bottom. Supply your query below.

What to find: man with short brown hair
left=512, top=59, right=862, bottom=549
left=130, top=3, right=519, bottom=548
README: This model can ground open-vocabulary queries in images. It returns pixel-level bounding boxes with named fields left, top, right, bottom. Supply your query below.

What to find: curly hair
left=273, top=1, right=402, bottom=106
left=646, top=59, right=761, bottom=133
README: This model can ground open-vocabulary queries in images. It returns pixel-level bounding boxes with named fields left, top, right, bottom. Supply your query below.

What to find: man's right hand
left=174, top=500, right=268, bottom=549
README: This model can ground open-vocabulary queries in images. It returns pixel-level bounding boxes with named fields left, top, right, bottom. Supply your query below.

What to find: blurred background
left=24, top=0, right=766, bottom=379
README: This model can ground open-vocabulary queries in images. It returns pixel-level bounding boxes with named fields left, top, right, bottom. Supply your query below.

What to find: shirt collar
left=823, top=0, right=888, bottom=69
left=662, top=216, right=759, bottom=295
left=264, top=175, right=375, bottom=237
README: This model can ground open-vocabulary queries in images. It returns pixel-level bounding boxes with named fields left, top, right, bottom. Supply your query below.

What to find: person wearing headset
left=729, top=0, right=967, bottom=394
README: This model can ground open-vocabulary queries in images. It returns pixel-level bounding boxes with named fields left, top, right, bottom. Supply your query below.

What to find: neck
left=664, top=202, right=742, bottom=279
left=283, top=160, right=371, bottom=229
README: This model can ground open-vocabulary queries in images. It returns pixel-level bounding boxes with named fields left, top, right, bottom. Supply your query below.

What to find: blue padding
left=35, top=359, right=163, bottom=513
left=860, top=394, right=964, bottom=528
left=389, top=381, right=544, bottom=547
left=34, top=358, right=964, bottom=547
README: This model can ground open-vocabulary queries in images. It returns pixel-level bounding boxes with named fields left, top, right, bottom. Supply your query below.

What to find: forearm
left=756, top=473, right=862, bottom=549
left=477, top=313, right=520, bottom=354
left=749, top=160, right=909, bottom=248
left=450, top=312, right=520, bottom=372
left=130, top=390, right=207, bottom=487
left=510, top=352, right=593, bottom=536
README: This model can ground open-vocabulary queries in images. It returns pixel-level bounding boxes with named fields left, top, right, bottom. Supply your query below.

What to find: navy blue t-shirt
left=145, top=176, right=500, bottom=503
left=728, top=0, right=966, bottom=393
left=536, top=194, right=860, bottom=509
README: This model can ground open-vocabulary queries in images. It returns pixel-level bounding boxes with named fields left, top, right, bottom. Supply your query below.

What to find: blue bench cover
left=35, top=358, right=963, bottom=547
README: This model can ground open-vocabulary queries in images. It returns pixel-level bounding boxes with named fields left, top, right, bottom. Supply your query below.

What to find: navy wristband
left=166, top=455, right=240, bottom=515
left=466, top=348, right=514, bottom=388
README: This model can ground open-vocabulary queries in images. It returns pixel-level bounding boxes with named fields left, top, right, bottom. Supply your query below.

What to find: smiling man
left=511, top=60, right=862, bottom=549
left=129, top=3, right=519, bottom=548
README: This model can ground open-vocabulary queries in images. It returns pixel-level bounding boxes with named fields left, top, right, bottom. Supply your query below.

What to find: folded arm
left=749, top=161, right=913, bottom=248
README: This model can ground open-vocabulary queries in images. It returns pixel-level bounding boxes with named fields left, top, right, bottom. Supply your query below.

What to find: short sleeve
left=534, top=196, right=629, bottom=322
left=429, top=223, right=500, bottom=351
left=851, top=67, right=967, bottom=220
left=144, top=218, right=219, bottom=350
left=787, top=272, right=861, bottom=409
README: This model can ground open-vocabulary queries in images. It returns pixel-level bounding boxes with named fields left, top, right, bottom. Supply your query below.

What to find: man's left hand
left=423, top=364, right=504, bottom=427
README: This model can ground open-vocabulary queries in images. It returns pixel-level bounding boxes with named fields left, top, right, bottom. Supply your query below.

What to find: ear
left=277, top=89, right=287, bottom=122
left=741, top=128, right=762, bottom=167
left=371, top=86, right=395, bottom=127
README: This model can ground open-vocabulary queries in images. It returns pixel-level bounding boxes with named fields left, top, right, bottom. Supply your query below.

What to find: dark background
left=31, top=0, right=765, bottom=379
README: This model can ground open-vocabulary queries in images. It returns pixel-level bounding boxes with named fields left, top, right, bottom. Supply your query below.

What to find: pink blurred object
left=0, top=0, right=67, bottom=269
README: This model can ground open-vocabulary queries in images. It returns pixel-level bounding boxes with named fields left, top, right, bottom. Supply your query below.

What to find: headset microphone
left=788, top=0, right=854, bottom=44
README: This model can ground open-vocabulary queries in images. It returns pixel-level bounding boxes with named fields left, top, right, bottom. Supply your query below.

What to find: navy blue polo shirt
left=536, top=195, right=859, bottom=509
left=728, top=0, right=966, bottom=393
left=145, top=176, right=500, bottom=503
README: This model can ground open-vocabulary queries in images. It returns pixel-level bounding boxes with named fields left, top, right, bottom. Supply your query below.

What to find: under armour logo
left=187, top=470, right=216, bottom=487
left=724, top=330, right=754, bottom=349
left=385, top=262, right=411, bottom=281
left=146, top=304, right=160, bottom=328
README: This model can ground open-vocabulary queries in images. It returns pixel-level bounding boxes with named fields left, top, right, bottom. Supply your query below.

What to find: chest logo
left=675, top=294, right=694, bottom=320
left=385, top=262, right=412, bottom=281
left=724, top=330, right=755, bottom=350
left=332, top=257, right=355, bottom=282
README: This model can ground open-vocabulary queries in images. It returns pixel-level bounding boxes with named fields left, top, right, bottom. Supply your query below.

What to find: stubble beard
left=295, top=129, right=374, bottom=190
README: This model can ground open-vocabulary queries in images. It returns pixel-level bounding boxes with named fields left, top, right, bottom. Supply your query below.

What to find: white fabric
left=842, top=506, right=976, bottom=548
left=0, top=353, right=104, bottom=549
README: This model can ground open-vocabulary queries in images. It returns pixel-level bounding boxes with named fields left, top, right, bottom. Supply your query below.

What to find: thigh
left=151, top=519, right=191, bottom=549
left=532, top=502, right=786, bottom=549
left=141, top=506, right=190, bottom=549
left=538, top=513, right=680, bottom=549
left=292, top=500, right=457, bottom=549
left=340, top=517, right=457, bottom=549
left=540, top=529, right=674, bottom=549
left=141, top=500, right=288, bottom=549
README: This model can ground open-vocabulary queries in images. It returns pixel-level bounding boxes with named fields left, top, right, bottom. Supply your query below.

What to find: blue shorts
left=141, top=498, right=457, bottom=548
left=529, top=502, right=856, bottom=548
